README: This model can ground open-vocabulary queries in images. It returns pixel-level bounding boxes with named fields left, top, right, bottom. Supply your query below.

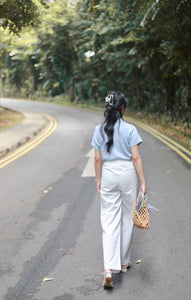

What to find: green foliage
left=0, top=0, right=191, bottom=123
left=0, top=0, right=46, bottom=34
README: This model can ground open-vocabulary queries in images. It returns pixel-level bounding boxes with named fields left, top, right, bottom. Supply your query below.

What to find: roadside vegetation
left=0, top=0, right=190, bottom=148
left=126, top=111, right=191, bottom=151
left=37, top=94, right=191, bottom=150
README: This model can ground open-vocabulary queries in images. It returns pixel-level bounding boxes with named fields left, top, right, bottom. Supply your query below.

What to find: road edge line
left=0, top=114, right=57, bottom=168
left=125, top=117, right=191, bottom=164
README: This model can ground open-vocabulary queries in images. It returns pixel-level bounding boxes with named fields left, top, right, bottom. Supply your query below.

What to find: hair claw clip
left=105, top=94, right=114, bottom=106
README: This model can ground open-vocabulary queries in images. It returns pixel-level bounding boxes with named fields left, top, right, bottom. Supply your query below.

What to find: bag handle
left=136, top=192, right=146, bottom=207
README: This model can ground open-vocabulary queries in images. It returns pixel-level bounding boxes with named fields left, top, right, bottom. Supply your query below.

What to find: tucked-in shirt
left=91, top=119, right=142, bottom=161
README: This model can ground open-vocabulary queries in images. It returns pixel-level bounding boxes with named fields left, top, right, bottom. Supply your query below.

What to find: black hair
left=102, top=91, right=128, bottom=153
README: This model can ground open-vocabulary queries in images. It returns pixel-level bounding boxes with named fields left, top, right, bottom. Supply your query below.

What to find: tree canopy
left=0, top=0, right=191, bottom=123
left=0, top=0, right=46, bottom=34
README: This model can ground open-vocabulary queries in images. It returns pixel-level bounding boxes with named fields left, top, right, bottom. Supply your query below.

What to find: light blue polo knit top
left=91, top=119, right=142, bottom=161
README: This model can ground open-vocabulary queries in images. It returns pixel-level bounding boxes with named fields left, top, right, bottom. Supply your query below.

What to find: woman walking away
left=91, top=91, right=146, bottom=289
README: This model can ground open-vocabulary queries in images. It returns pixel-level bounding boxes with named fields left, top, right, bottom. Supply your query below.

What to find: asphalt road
left=0, top=99, right=190, bottom=300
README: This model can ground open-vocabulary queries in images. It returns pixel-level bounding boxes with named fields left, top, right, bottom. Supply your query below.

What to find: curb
left=0, top=113, right=49, bottom=158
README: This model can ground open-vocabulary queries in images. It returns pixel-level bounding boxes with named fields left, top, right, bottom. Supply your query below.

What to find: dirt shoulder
left=0, top=99, right=190, bottom=151
left=0, top=107, right=24, bottom=132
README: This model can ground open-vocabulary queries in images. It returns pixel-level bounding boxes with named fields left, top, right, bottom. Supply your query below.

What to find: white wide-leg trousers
left=100, top=160, right=138, bottom=271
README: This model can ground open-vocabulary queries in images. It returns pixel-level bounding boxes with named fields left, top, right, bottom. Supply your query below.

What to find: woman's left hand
left=141, top=183, right=147, bottom=195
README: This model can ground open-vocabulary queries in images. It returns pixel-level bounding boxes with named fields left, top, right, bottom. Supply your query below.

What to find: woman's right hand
left=97, top=180, right=101, bottom=193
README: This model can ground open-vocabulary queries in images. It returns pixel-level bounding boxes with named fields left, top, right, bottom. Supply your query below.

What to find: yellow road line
left=126, top=117, right=191, bottom=164
left=0, top=114, right=57, bottom=169
left=85, top=108, right=191, bottom=164
left=1, top=114, right=54, bottom=163
left=127, top=117, right=191, bottom=155
left=84, top=107, right=191, bottom=164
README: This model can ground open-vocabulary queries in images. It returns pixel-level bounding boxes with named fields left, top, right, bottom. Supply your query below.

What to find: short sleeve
left=129, top=126, right=142, bottom=148
left=91, top=126, right=101, bottom=151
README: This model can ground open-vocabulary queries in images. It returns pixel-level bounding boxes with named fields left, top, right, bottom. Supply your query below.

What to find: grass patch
left=0, top=107, right=24, bottom=132
left=50, top=96, right=190, bottom=151
left=7, top=95, right=190, bottom=151
left=52, top=96, right=190, bottom=150
left=54, top=97, right=191, bottom=150
left=126, top=111, right=191, bottom=151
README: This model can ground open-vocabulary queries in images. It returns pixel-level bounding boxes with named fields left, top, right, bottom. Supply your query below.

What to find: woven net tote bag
left=132, top=193, right=150, bottom=229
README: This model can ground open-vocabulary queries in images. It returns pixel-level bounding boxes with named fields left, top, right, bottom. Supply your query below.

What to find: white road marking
left=81, top=148, right=95, bottom=177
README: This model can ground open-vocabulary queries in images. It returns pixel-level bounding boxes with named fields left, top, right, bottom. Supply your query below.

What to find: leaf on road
left=136, top=259, right=142, bottom=264
left=61, top=252, right=73, bottom=256
left=43, top=277, right=54, bottom=282
left=166, top=169, right=172, bottom=174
